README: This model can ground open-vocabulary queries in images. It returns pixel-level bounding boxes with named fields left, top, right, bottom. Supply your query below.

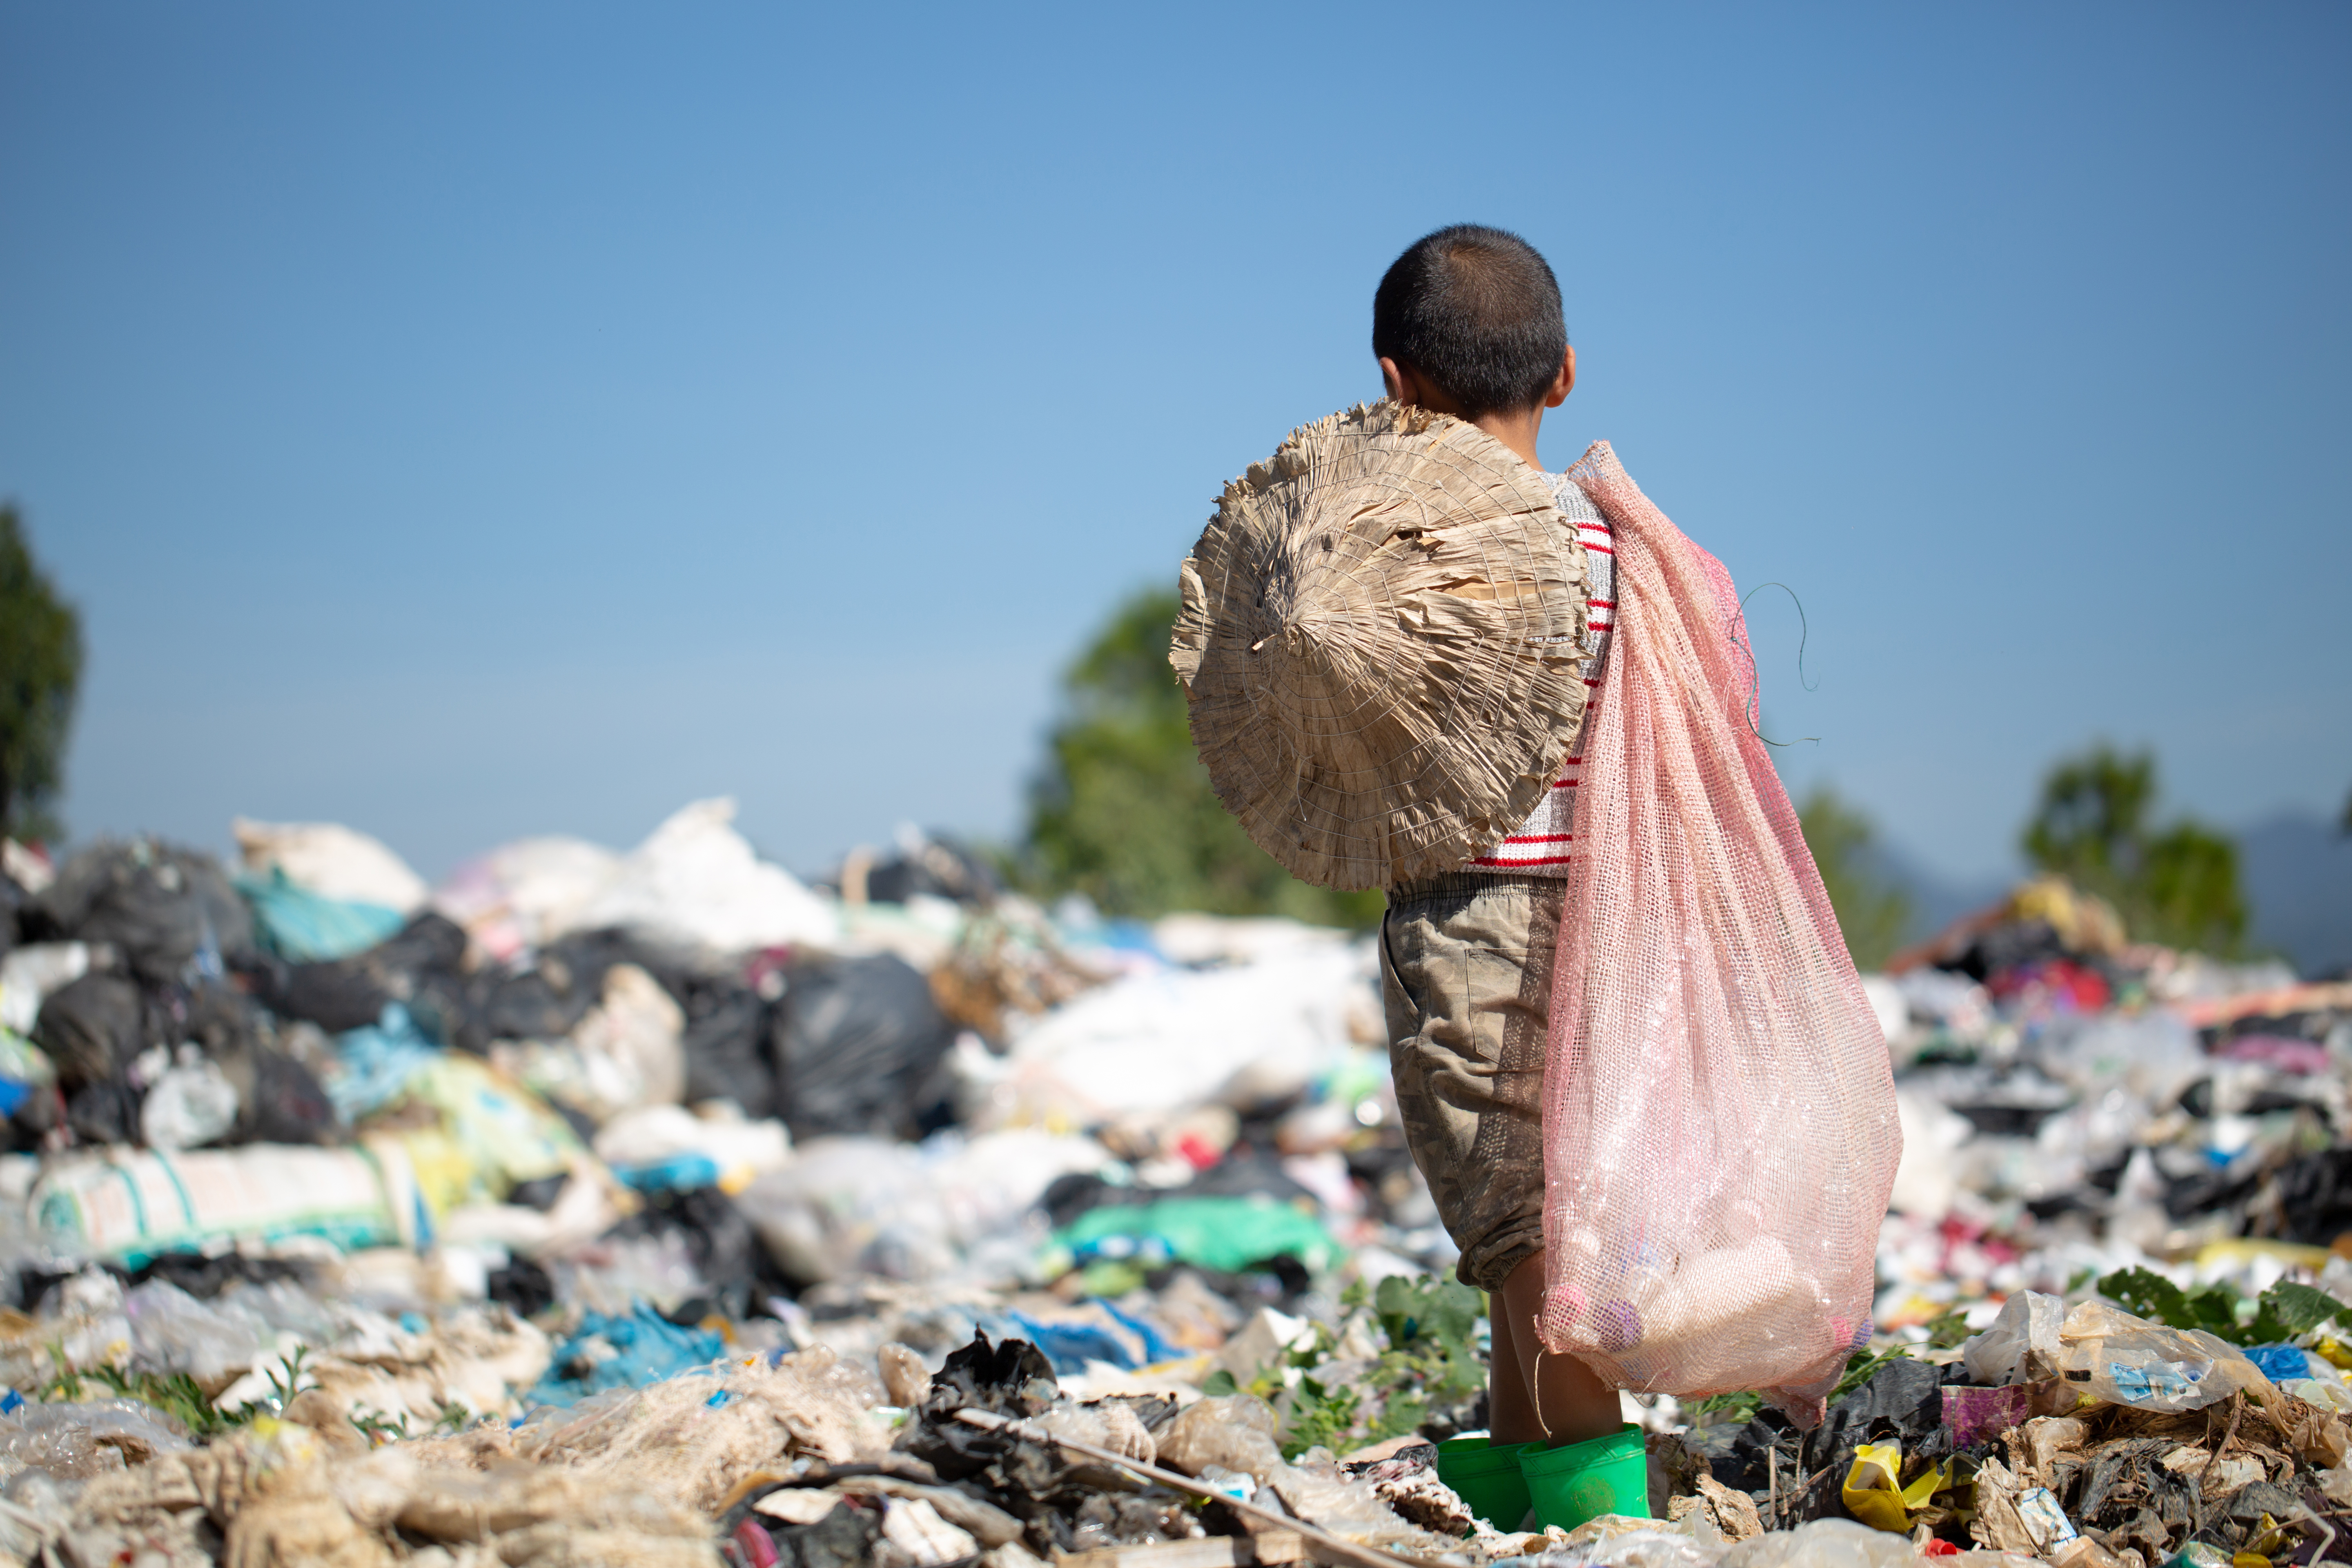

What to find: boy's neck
left=1378, top=349, right=1575, bottom=474
left=1461, top=408, right=1548, bottom=472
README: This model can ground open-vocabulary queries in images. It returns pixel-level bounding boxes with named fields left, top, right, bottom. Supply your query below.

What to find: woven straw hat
left=1170, top=400, right=1592, bottom=891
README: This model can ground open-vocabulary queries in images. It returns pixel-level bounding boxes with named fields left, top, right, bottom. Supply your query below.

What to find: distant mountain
left=1865, top=813, right=2350, bottom=978
left=1873, top=844, right=2011, bottom=944
left=2238, top=812, right=2352, bottom=978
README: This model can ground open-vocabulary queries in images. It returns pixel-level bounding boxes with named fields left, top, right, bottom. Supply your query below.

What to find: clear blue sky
left=4, top=2, right=2347, bottom=885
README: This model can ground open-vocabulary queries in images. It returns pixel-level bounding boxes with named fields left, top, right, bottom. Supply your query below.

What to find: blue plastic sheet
left=527, top=1305, right=724, bottom=1408
left=1006, top=1311, right=1141, bottom=1374
left=237, top=868, right=406, bottom=962
left=612, top=1153, right=722, bottom=1194
left=1095, top=1296, right=1183, bottom=1364
left=326, top=1003, right=442, bottom=1124
left=2247, top=1343, right=2316, bottom=1382
left=989, top=1298, right=1185, bottom=1375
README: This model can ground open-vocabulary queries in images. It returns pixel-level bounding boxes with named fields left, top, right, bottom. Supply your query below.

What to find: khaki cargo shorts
left=1380, top=871, right=1563, bottom=1293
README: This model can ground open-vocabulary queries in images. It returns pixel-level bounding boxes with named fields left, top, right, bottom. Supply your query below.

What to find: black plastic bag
left=2273, top=1150, right=2352, bottom=1247
left=245, top=912, right=472, bottom=1040
left=486, top=1257, right=556, bottom=1317
left=606, top=1185, right=795, bottom=1322
left=458, top=928, right=645, bottom=1051
left=0, top=871, right=24, bottom=958
left=32, top=973, right=151, bottom=1089
left=66, top=1079, right=140, bottom=1146
left=679, top=981, right=777, bottom=1118
left=861, top=833, right=1003, bottom=907
left=31, top=839, right=254, bottom=983
left=770, top=953, right=955, bottom=1140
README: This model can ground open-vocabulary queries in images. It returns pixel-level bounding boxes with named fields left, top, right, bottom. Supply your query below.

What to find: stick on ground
left=949, top=1408, right=1430, bottom=1568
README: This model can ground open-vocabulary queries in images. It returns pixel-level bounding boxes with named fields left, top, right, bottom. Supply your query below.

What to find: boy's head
left=1373, top=225, right=1569, bottom=422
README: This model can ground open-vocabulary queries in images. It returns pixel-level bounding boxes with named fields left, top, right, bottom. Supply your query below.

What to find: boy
left=1369, top=225, right=1641, bottom=1528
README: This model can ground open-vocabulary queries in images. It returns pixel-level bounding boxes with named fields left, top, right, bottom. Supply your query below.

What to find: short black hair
left=1372, top=225, right=1567, bottom=419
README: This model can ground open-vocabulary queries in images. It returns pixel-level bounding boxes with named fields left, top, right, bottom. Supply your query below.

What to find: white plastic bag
left=138, top=1054, right=241, bottom=1151
left=576, top=798, right=839, bottom=955
left=1961, top=1290, right=2067, bottom=1385
left=233, top=817, right=428, bottom=913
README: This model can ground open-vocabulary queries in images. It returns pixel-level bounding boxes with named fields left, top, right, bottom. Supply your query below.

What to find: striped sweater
left=1464, top=470, right=1614, bottom=876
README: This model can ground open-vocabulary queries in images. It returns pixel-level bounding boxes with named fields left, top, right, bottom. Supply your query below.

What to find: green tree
left=0, top=504, right=82, bottom=844
left=1023, top=588, right=1382, bottom=926
left=1797, top=786, right=1914, bottom=971
left=2022, top=742, right=2245, bottom=953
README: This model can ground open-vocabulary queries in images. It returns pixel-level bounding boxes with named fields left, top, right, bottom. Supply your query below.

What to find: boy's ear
left=1379, top=356, right=1412, bottom=405
left=1381, top=356, right=1465, bottom=416
left=1542, top=345, right=1578, bottom=409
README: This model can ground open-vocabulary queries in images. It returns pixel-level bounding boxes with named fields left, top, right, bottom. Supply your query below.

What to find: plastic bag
left=2057, top=1300, right=2268, bottom=1413
left=1960, top=1290, right=2066, bottom=1385
left=592, top=1102, right=791, bottom=1190
left=382, top=1053, right=587, bottom=1214
left=526, top=1304, right=724, bottom=1408
left=123, top=1279, right=276, bottom=1384
left=30, top=973, right=143, bottom=1090
left=735, top=1136, right=956, bottom=1285
left=0, top=1398, right=192, bottom=1479
left=232, top=817, right=428, bottom=913
left=1720, top=1519, right=1920, bottom=1568
left=1141, top=1392, right=1286, bottom=1481
left=491, top=962, right=686, bottom=1125
left=1841, top=1441, right=1952, bottom=1533
left=32, top=838, right=255, bottom=983
left=1538, top=445, right=1900, bottom=1421
left=323, top=1002, right=441, bottom=1123
left=769, top=952, right=954, bottom=1140
left=1572, top=1525, right=1733, bottom=1568
left=432, top=835, right=621, bottom=964
left=234, top=867, right=407, bottom=962
left=574, top=798, right=839, bottom=956
left=0, top=942, right=89, bottom=1035
left=2246, top=1344, right=2352, bottom=1413
left=138, top=1052, right=240, bottom=1150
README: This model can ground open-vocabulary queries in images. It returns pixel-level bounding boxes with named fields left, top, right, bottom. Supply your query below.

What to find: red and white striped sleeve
left=1467, top=475, right=1614, bottom=875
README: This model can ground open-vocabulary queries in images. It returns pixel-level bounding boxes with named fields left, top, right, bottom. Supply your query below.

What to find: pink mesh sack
left=1539, top=443, right=1900, bottom=1428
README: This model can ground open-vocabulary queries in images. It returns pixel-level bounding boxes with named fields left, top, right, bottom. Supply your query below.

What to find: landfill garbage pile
left=0, top=809, right=2343, bottom=1566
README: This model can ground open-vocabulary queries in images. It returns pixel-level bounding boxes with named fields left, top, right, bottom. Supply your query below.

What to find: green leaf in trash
left=1248, top=1274, right=1493, bottom=1461
left=38, top=1363, right=254, bottom=1441
left=1283, top=1375, right=1363, bottom=1458
left=1920, top=1309, right=1974, bottom=1350
left=2247, top=1283, right=2350, bottom=1346
left=2098, top=1267, right=2244, bottom=1343
left=1374, top=1274, right=1482, bottom=1357
left=350, top=1408, right=413, bottom=1443
left=1200, top=1369, right=1239, bottom=1399
left=2095, top=1269, right=2345, bottom=1348
left=1686, top=1390, right=1764, bottom=1427
left=1831, top=1344, right=1915, bottom=1402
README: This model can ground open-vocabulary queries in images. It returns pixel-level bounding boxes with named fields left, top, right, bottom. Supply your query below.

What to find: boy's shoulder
left=1546, top=469, right=1604, bottom=523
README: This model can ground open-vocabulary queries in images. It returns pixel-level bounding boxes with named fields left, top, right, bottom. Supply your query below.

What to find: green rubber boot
left=1434, top=1437, right=1534, bottom=1533
left=1519, top=1423, right=1650, bottom=1531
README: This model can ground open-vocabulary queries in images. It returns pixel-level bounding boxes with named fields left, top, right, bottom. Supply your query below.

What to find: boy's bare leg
left=1494, top=1251, right=1622, bottom=1446
left=1486, top=1277, right=1543, bottom=1442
